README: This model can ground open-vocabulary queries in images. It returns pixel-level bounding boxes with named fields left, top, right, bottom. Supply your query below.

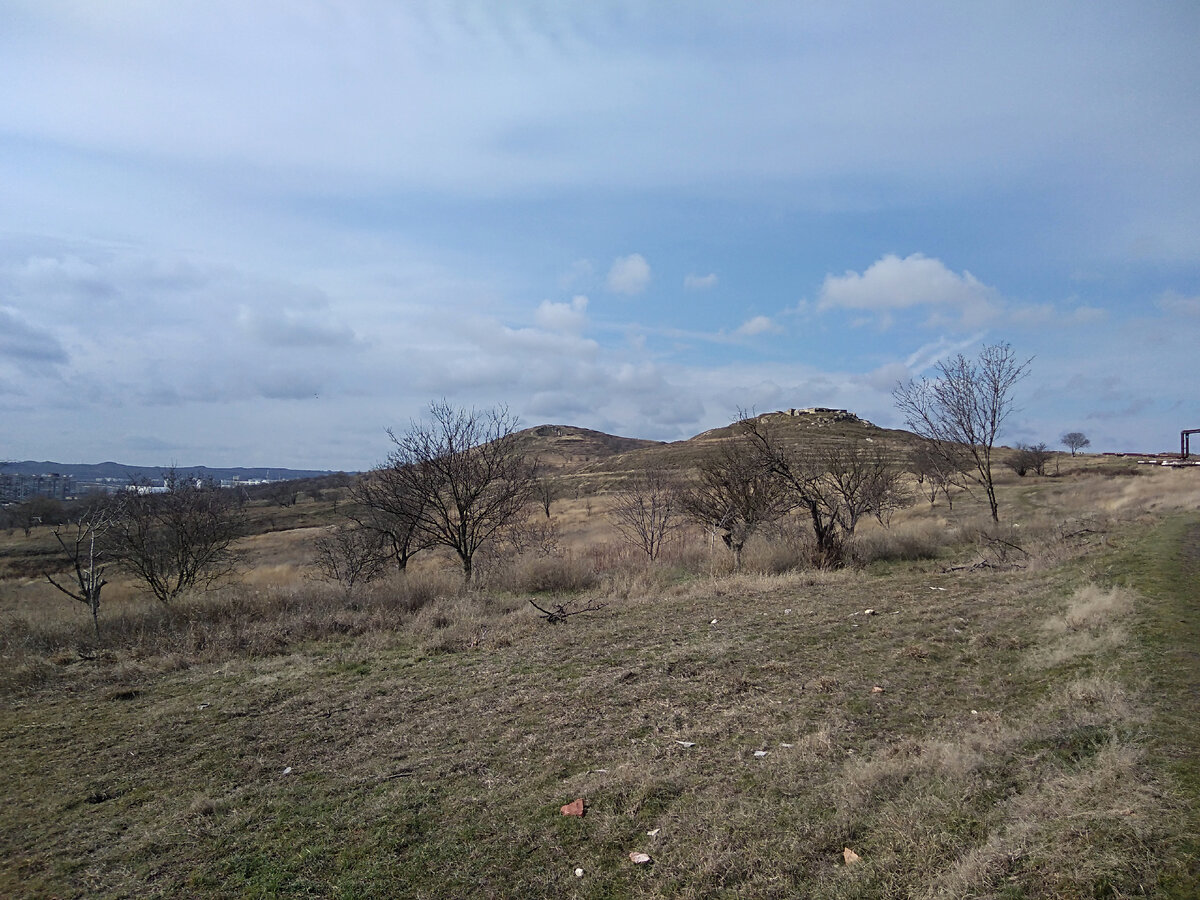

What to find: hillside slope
left=524, top=408, right=920, bottom=493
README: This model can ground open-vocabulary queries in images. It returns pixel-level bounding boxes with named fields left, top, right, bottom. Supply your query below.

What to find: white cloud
left=607, top=253, right=651, bottom=295
left=735, top=315, right=779, bottom=336
left=903, top=334, right=987, bottom=375
left=684, top=272, right=718, bottom=290
left=534, top=295, right=589, bottom=332
left=820, top=253, right=992, bottom=310
left=819, top=253, right=999, bottom=330
left=1157, top=290, right=1200, bottom=317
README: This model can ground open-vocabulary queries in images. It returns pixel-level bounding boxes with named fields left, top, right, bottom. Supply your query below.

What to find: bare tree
left=822, top=444, right=910, bottom=529
left=45, top=506, right=115, bottom=639
left=13, top=496, right=65, bottom=536
left=268, top=480, right=299, bottom=508
left=611, top=470, right=682, bottom=562
left=909, top=440, right=968, bottom=509
left=1007, top=442, right=1053, bottom=477
left=346, top=466, right=431, bottom=573
left=386, top=402, right=536, bottom=583
left=740, top=417, right=905, bottom=568
left=534, top=477, right=557, bottom=519
left=107, top=470, right=245, bottom=604
left=679, top=438, right=791, bottom=570
left=893, top=342, right=1032, bottom=522
left=1061, top=432, right=1090, bottom=457
left=1006, top=444, right=1033, bottom=477
left=312, top=525, right=388, bottom=592
left=500, top=516, right=561, bottom=558
left=1027, top=442, right=1052, bottom=476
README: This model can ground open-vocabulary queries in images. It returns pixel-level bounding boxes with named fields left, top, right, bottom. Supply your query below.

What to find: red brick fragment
left=561, top=798, right=585, bottom=817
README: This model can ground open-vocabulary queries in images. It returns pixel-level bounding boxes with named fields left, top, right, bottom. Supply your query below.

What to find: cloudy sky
left=2, top=1, right=1198, bottom=470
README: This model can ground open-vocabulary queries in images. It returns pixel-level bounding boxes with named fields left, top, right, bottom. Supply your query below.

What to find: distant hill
left=516, top=409, right=921, bottom=493
left=512, top=425, right=664, bottom=473
left=1, top=461, right=342, bottom=483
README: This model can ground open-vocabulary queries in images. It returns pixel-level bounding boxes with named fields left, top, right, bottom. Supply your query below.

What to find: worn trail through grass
left=1115, top=514, right=1200, bottom=898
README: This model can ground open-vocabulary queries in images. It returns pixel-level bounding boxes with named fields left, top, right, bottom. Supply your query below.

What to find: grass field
left=1, top=459, right=1198, bottom=898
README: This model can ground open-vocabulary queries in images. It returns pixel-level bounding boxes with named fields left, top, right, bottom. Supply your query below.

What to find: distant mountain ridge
left=1, top=461, right=341, bottom=482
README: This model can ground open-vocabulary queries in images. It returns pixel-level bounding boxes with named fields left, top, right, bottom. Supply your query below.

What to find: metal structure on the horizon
left=1183, top=429, right=1200, bottom=460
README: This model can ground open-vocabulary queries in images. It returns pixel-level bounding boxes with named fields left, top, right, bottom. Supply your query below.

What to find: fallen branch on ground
left=528, top=597, right=606, bottom=624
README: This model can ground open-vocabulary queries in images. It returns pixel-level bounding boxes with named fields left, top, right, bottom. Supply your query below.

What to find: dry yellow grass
left=0, top=461, right=1197, bottom=897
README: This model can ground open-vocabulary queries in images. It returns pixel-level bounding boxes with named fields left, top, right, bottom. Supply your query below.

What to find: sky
left=1, top=1, right=1198, bottom=471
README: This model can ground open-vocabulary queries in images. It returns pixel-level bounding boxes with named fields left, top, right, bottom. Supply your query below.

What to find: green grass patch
left=1112, top=513, right=1200, bottom=897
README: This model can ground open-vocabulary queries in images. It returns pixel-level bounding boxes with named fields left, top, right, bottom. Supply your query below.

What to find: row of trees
left=610, top=419, right=929, bottom=570
left=40, top=341, right=1057, bottom=627
left=333, top=401, right=916, bottom=582
left=608, top=342, right=1050, bottom=569
left=43, top=472, right=244, bottom=637
left=322, top=344, right=1046, bottom=583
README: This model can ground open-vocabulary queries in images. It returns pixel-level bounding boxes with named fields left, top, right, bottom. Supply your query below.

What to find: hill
left=512, top=424, right=663, bottom=474
left=521, top=408, right=922, bottom=494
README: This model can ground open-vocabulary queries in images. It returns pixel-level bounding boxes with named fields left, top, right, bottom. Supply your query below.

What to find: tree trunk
left=986, top=482, right=1000, bottom=522
left=807, top=501, right=843, bottom=569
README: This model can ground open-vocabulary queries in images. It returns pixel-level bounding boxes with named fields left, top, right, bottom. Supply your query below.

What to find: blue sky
left=1, top=1, right=1198, bottom=470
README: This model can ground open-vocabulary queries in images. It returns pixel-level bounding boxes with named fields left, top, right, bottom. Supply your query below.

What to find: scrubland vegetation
left=2, top=425, right=1199, bottom=898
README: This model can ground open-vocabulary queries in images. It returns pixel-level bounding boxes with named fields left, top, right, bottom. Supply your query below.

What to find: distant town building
left=219, top=477, right=275, bottom=488
left=0, top=472, right=75, bottom=503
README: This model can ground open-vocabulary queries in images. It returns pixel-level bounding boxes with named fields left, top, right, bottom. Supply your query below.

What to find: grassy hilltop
left=1, top=414, right=1198, bottom=898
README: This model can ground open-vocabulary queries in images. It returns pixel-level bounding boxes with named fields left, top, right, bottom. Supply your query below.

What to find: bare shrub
left=345, top=465, right=431, bottom=573
left=311, top=526, right=388, bottom=592
left=499, top=517, right=561, bottom=558
left=1007, top=442, right=1052, bottom=477
left=847, top=520, right=948, bottom=564
left=609, top=470, right=683, bottom=562
left=739, top=416, right=907, bottom=568
left=488, top=554, right=599, bottom=594
left=679, top=437, right=791, bottom=570
left=107, top=470, right=245, bottom=604
left=534, top=477, right=557, bottom=518
left=910, top=439, right=968, bottom=508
